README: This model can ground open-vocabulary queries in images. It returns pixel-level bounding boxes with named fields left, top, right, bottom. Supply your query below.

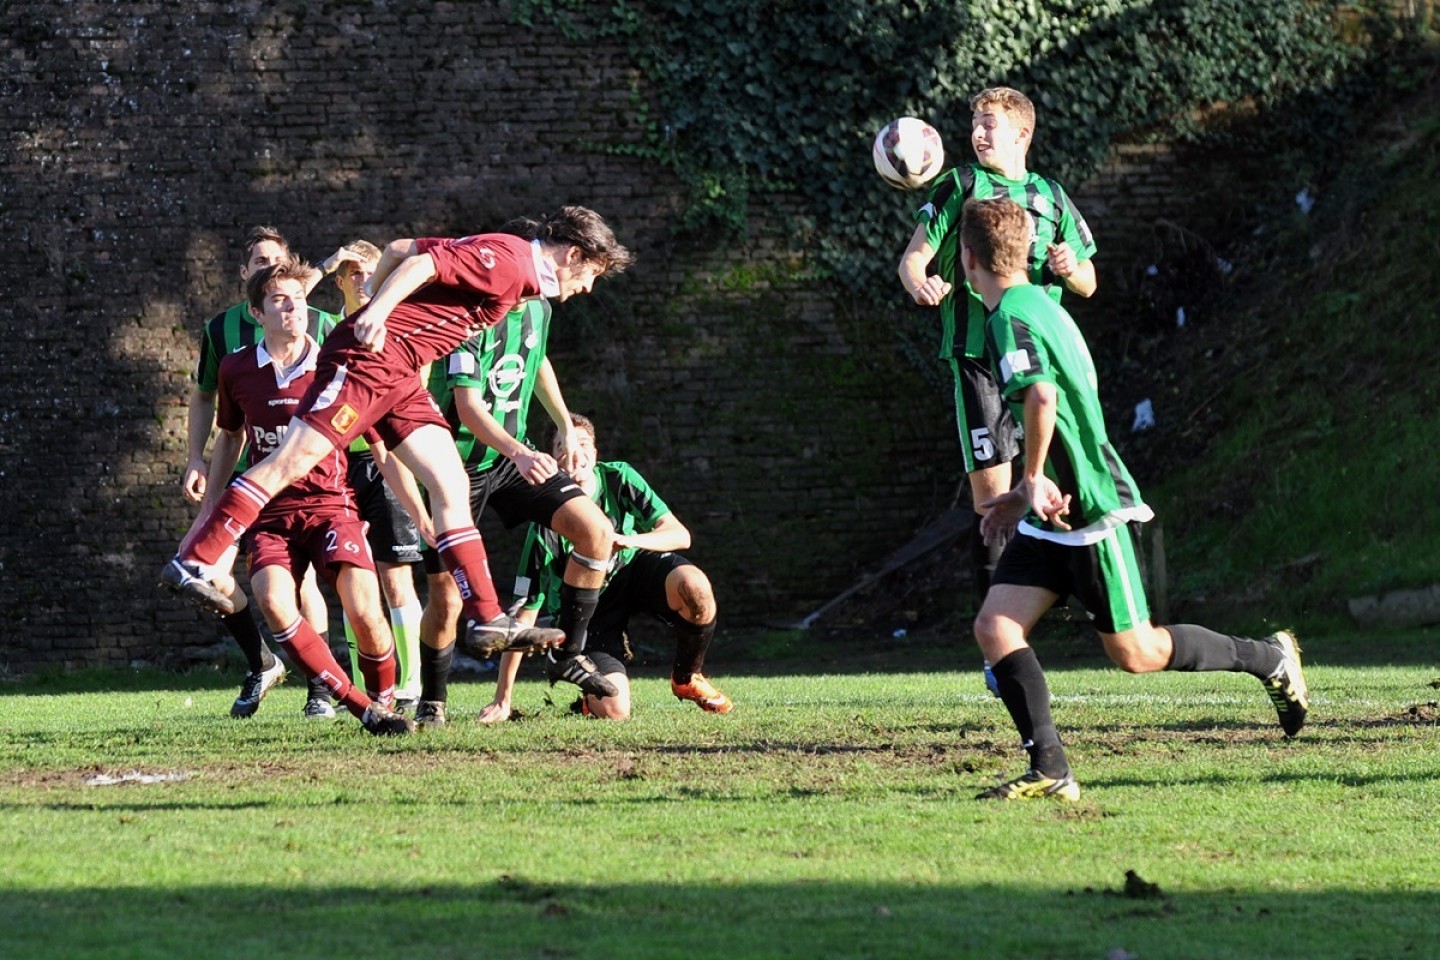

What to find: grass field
left=2, top=629, right=1438, bottom=960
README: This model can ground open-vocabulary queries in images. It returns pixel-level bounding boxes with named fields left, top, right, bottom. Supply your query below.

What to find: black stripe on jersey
left=1102, top=443, right=1140, bottom=509
left=606, top=468, right=656, bottom=521
left=1047, top=437, right=1089, bottom=529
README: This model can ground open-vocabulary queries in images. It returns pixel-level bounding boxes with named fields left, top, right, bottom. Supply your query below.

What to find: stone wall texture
left=0, top=1, right=1237, bottom=671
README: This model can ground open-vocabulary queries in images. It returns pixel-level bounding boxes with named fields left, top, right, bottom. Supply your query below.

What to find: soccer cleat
left=463, top=614, right=566, bottom=659
left=413, top=700, right=447, bottom=729
left=671, top=673, right=734, bottom=714
left=159, top=557, right=236, bottom=615
left=1262, top=630, right=1309, bottom=737
left=302, top=696, right=337, bottom=720
left=230, top=659, right=287, bottom=718
left=976, top=768, right=1081, bottom=802
left=361, top=702, right=415, bottom=736
left=546, top=652, right=619, bottom=699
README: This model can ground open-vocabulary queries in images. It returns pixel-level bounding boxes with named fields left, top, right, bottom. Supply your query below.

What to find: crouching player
left=960, top=198, right=1307, bottom=800
left=478, top=414, right=732, bottom=722
left=192, top=259, right=413, bottom=735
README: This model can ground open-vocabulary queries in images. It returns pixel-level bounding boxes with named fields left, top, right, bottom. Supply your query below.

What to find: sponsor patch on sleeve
left=1000, top=349, right=1032, bottom=384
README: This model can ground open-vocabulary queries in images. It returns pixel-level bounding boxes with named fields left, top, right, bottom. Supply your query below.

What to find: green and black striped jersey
left=193, top=300, right=340, bottom=393
left=513, top=460, right=672, bottom=614
left=916, top=162, right=1096, bottom=360
left=984, top=284, right=1151, bottom=545
left=428, top=299, right=552, bottom=472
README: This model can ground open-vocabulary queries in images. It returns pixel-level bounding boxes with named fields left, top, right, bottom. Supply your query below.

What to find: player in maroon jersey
left=197, top=260, right=413, bottom=734
left=164, top=206, right=633, bottom=675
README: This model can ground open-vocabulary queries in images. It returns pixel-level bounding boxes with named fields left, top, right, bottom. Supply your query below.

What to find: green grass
left=3, top=634, right=1439, bottom=960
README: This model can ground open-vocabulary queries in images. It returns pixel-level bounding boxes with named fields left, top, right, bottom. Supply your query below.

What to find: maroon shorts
left=298, top=326, right=448, bottom=450
left=244, top=512, right=376, bottom=585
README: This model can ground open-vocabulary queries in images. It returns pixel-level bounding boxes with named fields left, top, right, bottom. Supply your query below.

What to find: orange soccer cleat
left=671, top=674, right=734, bottom=714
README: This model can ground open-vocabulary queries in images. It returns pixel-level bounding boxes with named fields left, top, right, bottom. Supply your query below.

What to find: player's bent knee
left=670, top=568, right=715, bottom=623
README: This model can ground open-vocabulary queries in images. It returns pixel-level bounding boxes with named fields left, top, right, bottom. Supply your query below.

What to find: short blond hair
left=960, top=198, right=1030, bottom=277
left=970, top=86, right=1035, bottom=132
left=341, top=239, right=382, bottom=264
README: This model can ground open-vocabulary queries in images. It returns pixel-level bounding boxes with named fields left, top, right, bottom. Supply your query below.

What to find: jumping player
left=897, top=88, right=1097, bottom=603
left=411, top=288, right=621, bottom=728
left=960, top=198, right=1307, bottom=801
left=478, top=413, right=732, bottom=723
left=197, top=259, right=413, bottom=734
left=163, top=206, right=633, bottom=664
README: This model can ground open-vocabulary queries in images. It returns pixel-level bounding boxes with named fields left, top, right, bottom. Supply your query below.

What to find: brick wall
left=0, top=1, right=1238, bottom=671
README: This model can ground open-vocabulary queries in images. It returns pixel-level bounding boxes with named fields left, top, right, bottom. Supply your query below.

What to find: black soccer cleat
left=464, top=613, right=565, bottom=659
left=360, top=702, right=415, bottom=737
left=413, top=700, right=447, bottom=729
left=1262, top=630, right=1309, bottom=738
left=546, top=652, right=619, bottom=700
left=230, top=660, right=287, bottom=718
left=159, top=557, right=236, bottom=615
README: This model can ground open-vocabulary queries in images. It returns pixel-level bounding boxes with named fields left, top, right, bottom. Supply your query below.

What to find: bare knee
left=670, top=568, right=715, bottom=624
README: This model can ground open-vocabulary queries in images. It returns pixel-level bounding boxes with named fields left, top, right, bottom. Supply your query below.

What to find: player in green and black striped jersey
left=412, top=290, right=622, bottom=726
left=897, top=87, right=1098, bottom=607
left=479, top=413, right=732, bottom=721
left=181, top=225, right=338, bottom=720
left=960, top=198, right=1308, bottom=802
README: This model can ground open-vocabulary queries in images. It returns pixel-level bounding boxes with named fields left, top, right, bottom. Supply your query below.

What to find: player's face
left=553, top=247, right=603, bottom=301
left=336, top=260, right=376, bottom=308
left=556, top=427, right=597, bottom=483
left=258, top=277, right=308, bottom=338
left=241, top=240, right=288, bottom=280
left=971, top=108, right=1027, bottom=171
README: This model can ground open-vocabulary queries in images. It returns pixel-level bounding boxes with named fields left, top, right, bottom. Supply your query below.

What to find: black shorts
left=949, top=355, right=1021, bottom=473
left=584, top=551, right=694, bottom=659
left=422, top=457, right=586, bottom=574
left=348, top=450, right=424, bottom=566
left=991, top=523, right=1152, bottom=634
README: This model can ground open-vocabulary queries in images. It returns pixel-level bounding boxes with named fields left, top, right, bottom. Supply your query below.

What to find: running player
left=327, top=239, right=431, bottom=707
left=960, top=198, right=1307, bottom=801
left=478, top=413, right=731, bottom=723
left=162, top=206, right=633, bottom=664
left=897, top=88, right=1097, bottom=603
left=182, top=225, right=340, bottom=720
left=197, top=258, right=412, bottom=734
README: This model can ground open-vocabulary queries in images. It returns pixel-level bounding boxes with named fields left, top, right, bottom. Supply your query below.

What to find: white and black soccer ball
left=872, top=117, right=945, bottom=190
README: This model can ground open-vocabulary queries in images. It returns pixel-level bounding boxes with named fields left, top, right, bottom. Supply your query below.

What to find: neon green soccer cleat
left=976, top=768, right=1081, bottom=802
left=1262, top=630, right=1309, bottom=738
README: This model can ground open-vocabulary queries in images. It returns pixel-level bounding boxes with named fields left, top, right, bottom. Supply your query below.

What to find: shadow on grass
left=0, top=880, right=1435, bottom=960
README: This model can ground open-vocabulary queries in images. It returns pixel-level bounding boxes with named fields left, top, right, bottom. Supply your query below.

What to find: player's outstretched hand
left=476, top=700, right=512, bottom=724
left=911, top=275, right=953, bottom=306
left=1024, top=475, right=1072, bottom=530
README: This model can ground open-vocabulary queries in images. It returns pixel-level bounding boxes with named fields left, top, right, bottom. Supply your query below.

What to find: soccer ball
left=872, top=117, right=944, bottom=190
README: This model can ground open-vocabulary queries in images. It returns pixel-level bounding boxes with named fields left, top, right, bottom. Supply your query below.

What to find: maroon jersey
left=296, top=233, right=559, bottom=449
left=371, top=233, right=556, bottom=370
left=216, top=337, right=356, bottom=520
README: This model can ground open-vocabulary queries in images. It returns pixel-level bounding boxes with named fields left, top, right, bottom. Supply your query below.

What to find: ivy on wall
left=513, top=0, right=1403, bottom=377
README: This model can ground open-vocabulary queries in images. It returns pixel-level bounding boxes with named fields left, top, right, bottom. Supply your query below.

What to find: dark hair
left=243, top=225, right=289, bottom=260
left=500, top=206, right=634, bottom=276
left=245, top=258, right=312, bottom=313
